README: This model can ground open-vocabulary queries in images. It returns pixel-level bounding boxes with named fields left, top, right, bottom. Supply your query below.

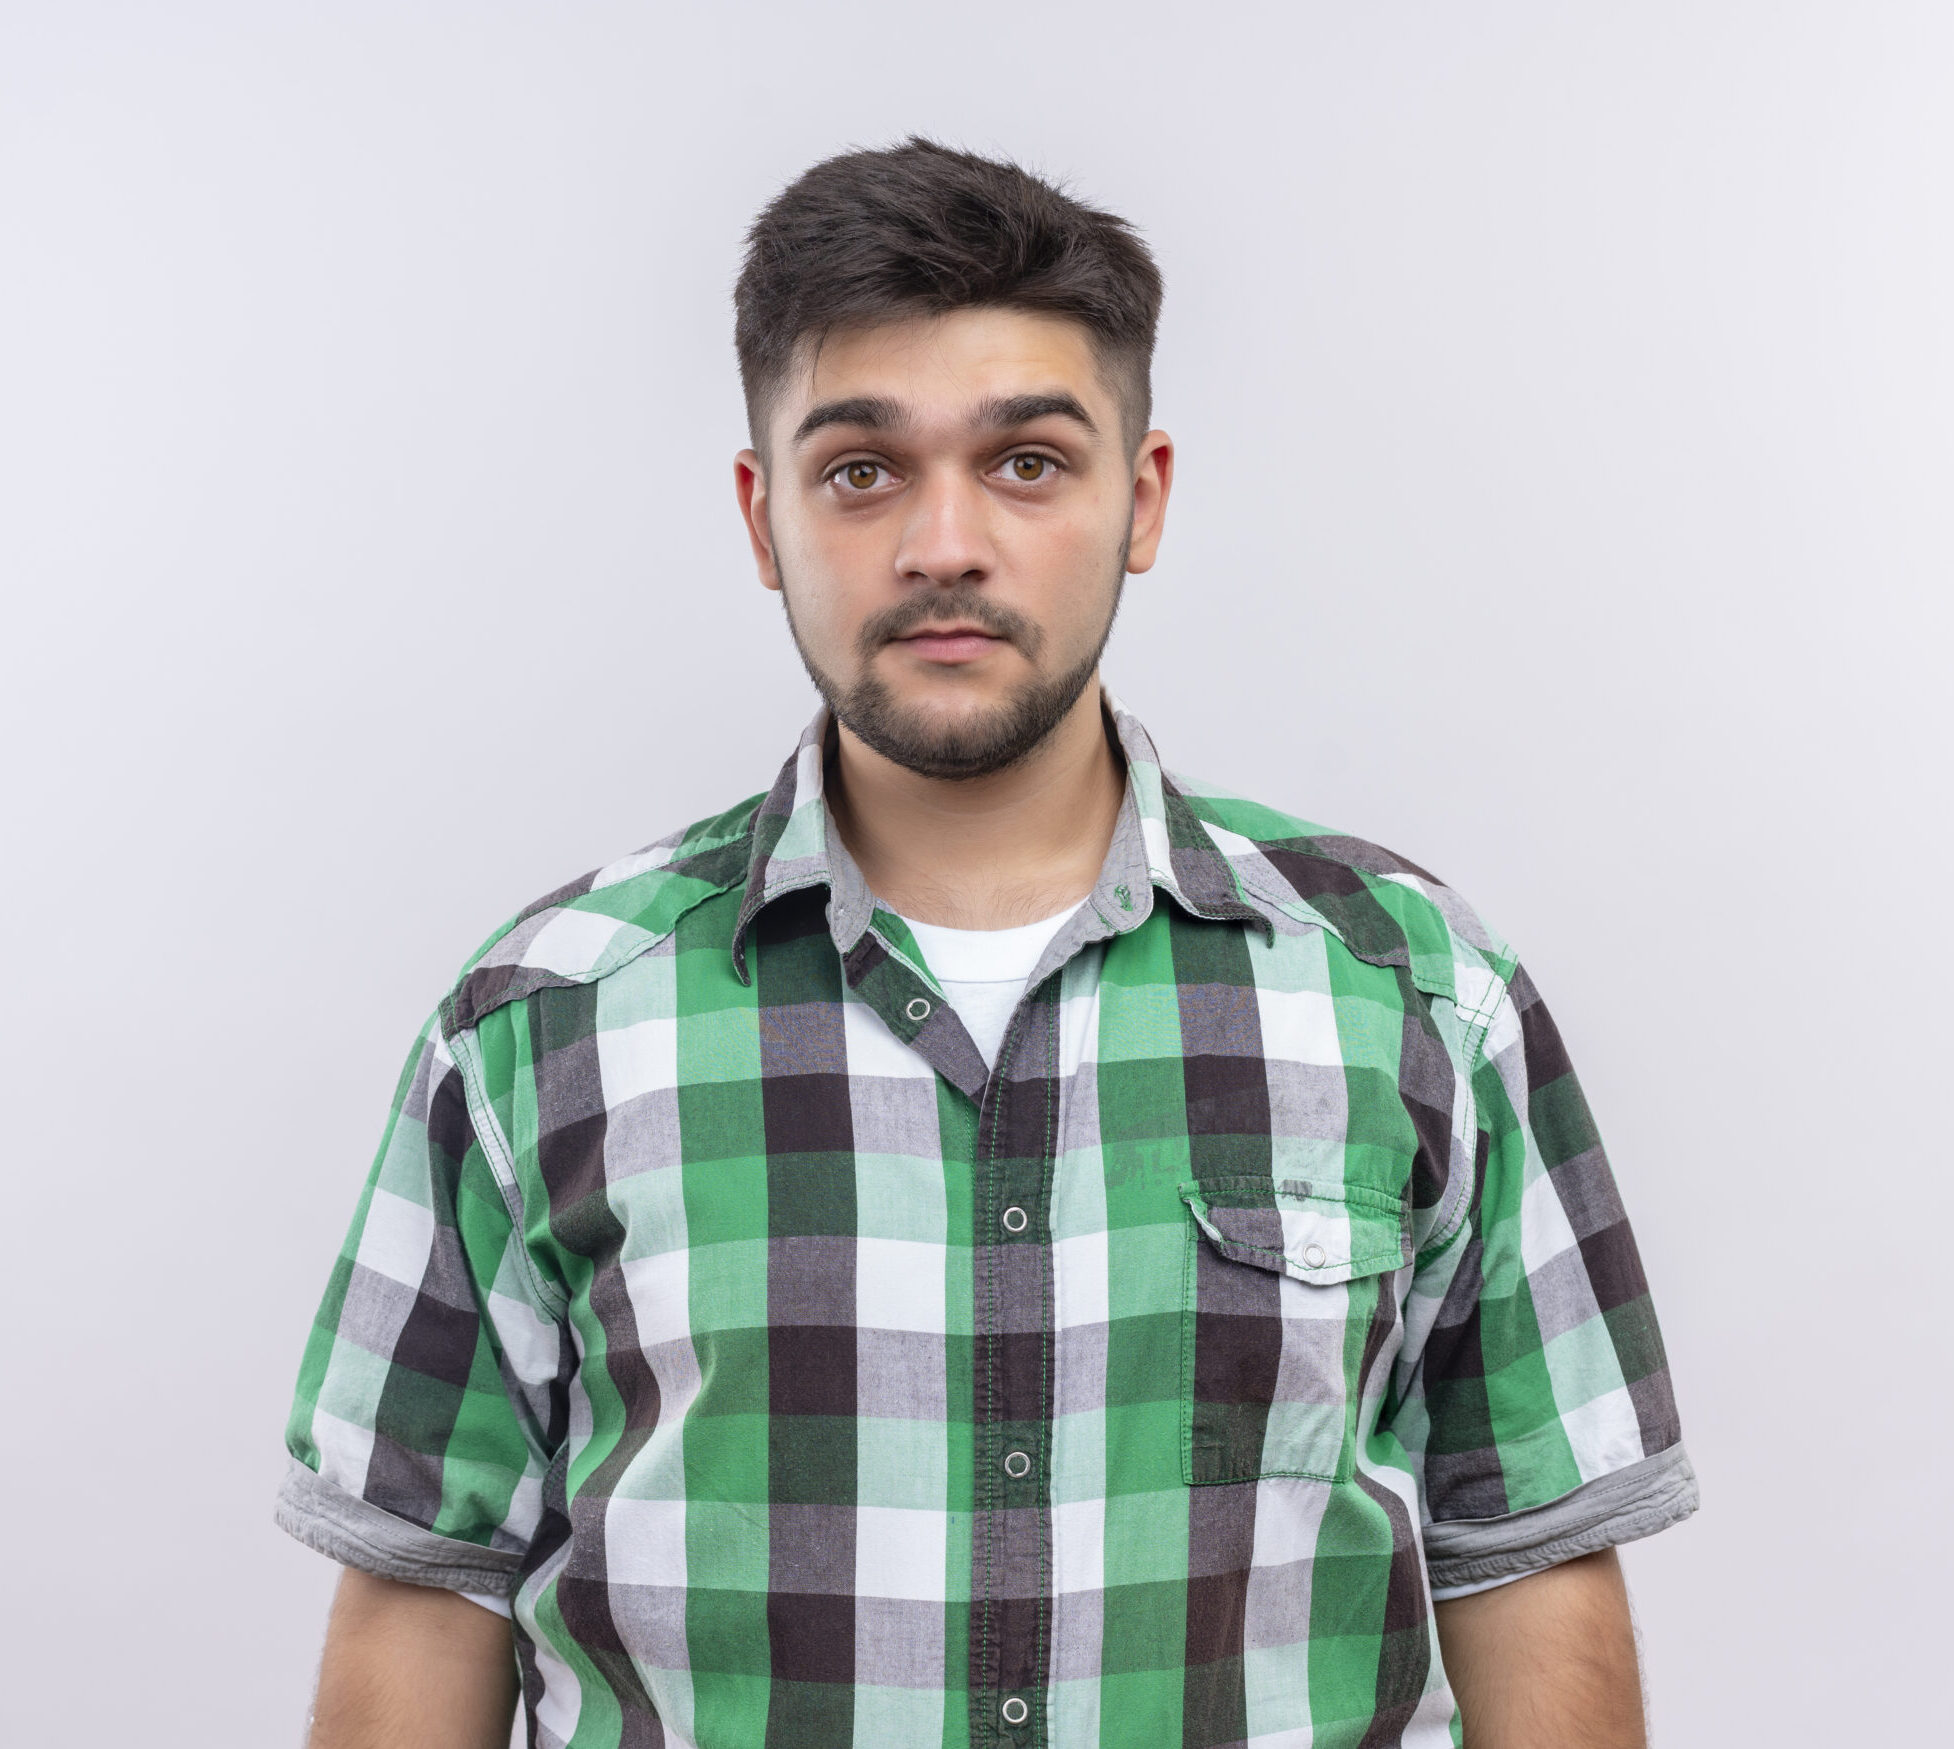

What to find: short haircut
left=735, top=137, right=1163, bottom=462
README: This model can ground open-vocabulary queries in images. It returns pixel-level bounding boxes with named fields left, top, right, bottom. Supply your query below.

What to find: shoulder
left=439, top=791, right=765, bottom=1033
left=1169, top=766, right=1519, bottom=1017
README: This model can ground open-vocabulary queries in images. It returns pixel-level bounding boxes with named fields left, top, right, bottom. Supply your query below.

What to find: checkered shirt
left=277, top=690, right=1697, bottom=1748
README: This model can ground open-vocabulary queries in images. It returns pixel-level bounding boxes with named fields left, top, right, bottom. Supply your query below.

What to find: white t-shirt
left=459, top=895, right=1533, bottom=1617
left=895, top=900, right=1083, bottom=1068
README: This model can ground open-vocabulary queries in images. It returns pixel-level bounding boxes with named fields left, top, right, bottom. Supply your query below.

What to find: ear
left=734, top=449, right=782, bottom=591
left=1123, top=430, right=1175, bottom=574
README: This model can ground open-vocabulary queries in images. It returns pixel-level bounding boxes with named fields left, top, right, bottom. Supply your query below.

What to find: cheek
left=1015, top=486, right=1128, bottom=568
left=780, top=502, right=891, bottom=590
left=1009, top=512, right=1127, bottom=615
left=777, top=534, right=880, bottom=660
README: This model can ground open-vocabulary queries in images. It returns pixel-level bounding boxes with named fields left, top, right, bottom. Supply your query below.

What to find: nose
left=893, top=468, right=994, bottom=588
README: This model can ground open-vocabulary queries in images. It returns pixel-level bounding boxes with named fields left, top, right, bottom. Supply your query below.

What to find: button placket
left=971, top=971, right=1059, bottom=1746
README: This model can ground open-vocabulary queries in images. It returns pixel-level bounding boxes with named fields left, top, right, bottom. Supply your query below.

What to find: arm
left=307, top=1566, right=519, bottom=1749
left=1433, top=1548, right=1645, bottom=1749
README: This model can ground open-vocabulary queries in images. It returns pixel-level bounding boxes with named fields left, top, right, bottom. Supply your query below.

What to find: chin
left=834, top=660, right=1099, bottom=782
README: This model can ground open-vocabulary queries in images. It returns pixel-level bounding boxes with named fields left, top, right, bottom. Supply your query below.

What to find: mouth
left=893, top=623, right=1007, bottom=664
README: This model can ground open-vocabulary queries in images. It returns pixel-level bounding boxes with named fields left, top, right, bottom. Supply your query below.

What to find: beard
left=778, top=537, right=1129, bottom=782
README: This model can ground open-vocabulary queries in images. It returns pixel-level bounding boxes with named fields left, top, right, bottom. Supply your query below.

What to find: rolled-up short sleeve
left=1390, top=963, right=1698, bottom=1591
left=275, top=1017, right=569, bottom=1596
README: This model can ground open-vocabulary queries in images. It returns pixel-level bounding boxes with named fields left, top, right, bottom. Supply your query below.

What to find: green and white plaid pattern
left=278, top=691, right=1696, bottom=1748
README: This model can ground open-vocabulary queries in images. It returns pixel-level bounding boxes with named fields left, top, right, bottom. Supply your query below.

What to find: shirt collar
left=728, top=685, right=1269, bottom=985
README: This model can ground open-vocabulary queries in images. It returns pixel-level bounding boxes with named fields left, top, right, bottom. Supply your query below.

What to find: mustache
left=856, top=589, right=1041, bottom=657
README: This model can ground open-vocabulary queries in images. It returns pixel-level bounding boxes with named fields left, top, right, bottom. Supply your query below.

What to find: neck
left=823, top=681, right=1126, bottom=930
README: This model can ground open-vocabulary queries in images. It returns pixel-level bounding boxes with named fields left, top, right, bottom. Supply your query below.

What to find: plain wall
left=4, top=4, right=1947, bottom=1742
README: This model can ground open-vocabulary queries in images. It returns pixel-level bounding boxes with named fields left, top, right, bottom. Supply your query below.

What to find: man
left=278, top=138, right=1697, bottom=1748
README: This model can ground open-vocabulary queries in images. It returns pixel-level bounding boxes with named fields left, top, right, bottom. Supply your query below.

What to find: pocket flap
left=1179, top=1177, right=1409, bottom=1285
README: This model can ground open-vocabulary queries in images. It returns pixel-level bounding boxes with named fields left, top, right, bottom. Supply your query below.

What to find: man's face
left=734, top=307, right=1171, bottom=780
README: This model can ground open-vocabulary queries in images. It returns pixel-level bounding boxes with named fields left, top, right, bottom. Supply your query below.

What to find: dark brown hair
left=735, top=137, right=1163, bottom=459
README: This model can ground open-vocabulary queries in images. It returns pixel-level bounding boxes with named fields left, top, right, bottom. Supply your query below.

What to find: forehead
left=777, top=307, right=1113, bottom=435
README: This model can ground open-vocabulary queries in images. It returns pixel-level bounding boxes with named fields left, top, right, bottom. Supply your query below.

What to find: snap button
left=905, top=996, right=931, bottom=1021
left=1302, top=1242, right=1328, bottom=1268
left=1003, top=1449, right=1032, bottom=1478
left=1000, top=1696, right=1030, bottom=1726
left=1002, top=1206, right=1028, bottom=1234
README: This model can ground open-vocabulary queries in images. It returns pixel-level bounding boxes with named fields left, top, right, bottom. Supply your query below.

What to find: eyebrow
left=790, top=389, right=1099, bottom=448
left=973, top=392, right=1099, bottom=437
left=792, top=395, right=908, bottom=446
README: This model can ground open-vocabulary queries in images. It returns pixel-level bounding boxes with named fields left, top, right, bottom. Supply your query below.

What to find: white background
left=4, top=4, right=1948, bottom=1743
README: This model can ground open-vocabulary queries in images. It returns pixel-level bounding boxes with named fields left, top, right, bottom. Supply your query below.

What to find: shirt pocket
left=1178, top=1175, right=1411, bottom=1485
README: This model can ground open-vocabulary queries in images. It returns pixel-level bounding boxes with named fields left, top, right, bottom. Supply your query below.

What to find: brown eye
left=843, top=461, right=880, bottom=490
left=1011, top=455, right=1049, bottom=482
